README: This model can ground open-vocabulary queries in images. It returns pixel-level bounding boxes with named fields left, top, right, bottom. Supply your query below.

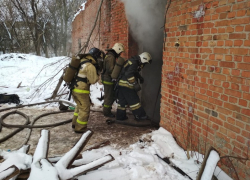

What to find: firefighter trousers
left=103, top=82, right=115, bottom=116
left=72, top=91, right=90, bottom=132
left=116, top=86, right=146, bottom=120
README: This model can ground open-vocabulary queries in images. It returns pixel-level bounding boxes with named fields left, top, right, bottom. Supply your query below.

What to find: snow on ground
left=0, top=53, right=233, bottom=180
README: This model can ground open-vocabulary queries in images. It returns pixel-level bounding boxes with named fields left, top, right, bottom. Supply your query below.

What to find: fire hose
left=0, top=100, right=74, bottom=149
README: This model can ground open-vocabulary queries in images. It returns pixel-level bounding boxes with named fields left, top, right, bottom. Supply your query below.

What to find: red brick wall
left=161, top=0, right=250, bottom=179
left=71, top=0, right=138, bottom=59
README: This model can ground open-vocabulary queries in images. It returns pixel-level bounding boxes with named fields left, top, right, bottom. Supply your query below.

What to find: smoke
left=121, top=0, right=168, bottom=55
left=121, top=0, right=168, bottom=123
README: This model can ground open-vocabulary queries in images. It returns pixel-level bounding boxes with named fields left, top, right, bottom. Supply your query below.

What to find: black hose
left=0, top=110, right=72, bottom=129
left=0, top=111, right=30, bottom=143
left=0, top=100, right=74, bottom=144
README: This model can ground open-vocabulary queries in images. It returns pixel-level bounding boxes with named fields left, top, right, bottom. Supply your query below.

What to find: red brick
left=196, top=93, right=208, bottom=101
left=237, top=63, right=250, bottom=70
left=228, top=12, right=236, bottom=18
left=239, top=99, right=248, bottom=107
left=225, top=55, right=232, bottom=61
left=246, top=124, right=250, bottom=131
left=244, top=40, right=250, bottom=46
left=227, top=130, right=236, bottom=139
left=220, top=61, right=235, bottom=68
left=224, top=103, right=241, bottom=113
left=242, top=85, right=250, bottom=92
left=215, top=54, right=223, bottom=60
left=246, top=25, right=250, bottom=31
left=237, top=10, right=246, bottom=17
left=233, top=57, right=241, bottom=63
left=229, top=33, right=246, bottom=39
left=217, top=41, right=224, bottom=46
left=243, top=56, right=250, bottom=62
left=213, top=34, right=228, bottom=40
left=212, top=14, right=219, bottom=20
left=230, top=48, right=248, bottom=55
left=242, top=130, right=250, bottom=139
left=211, top=74, right=226, bottom=81
left=217, top=106, right=232, bottom=115
left=221, top=95, right=228, bottom=102
left=224, top=122, right=241, bottom=133
left=231, top=17, right=250, bottom=25
left=215, top=6, right=231, bottom=13
left=231, top=83, right=240, bottom=90
left=231, top=69, right=240, bottom=76
left=223, top=68, right=230, bottom=75
left=236, top=135, right=246, bottom=144
left=235, top=26, right=244, bottom=32
left=215, top=20, right=231, bottom=26
left=209, top=97, right=223, bottom=106
left=241, top=109, right=250, bottom=116
left=234, top=40, right=243, bottom=46
left=225, top=89, right=242, bottom=98
left=242, top=71, right=250, bottom=78
left=214, top=48, right=228, bottom=54
left=243, top=93, right=250, bottom=101
left=219, top=13, right=227, bottom=19
left=226, top=26, right=234, bottom=33
left=222, top=82, right=230, bottom=88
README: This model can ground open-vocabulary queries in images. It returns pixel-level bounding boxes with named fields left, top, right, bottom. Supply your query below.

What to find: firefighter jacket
left=118, top=55, right=142, bottom=89
left=73, top=55, right=99, bottom=93
left=101, top=50, right=117, bottom=84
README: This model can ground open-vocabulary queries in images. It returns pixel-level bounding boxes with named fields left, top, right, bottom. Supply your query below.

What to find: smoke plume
left=121, top=0, right=168, bottom=123
left=121, top=0, right=167, bottom=55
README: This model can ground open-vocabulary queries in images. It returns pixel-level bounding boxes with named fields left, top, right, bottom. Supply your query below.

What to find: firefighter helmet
left=112, top=43, right=125, bottom=54
left=89, top=47, right=104, bottom=60
left=139, top=52, right=152, bottom=64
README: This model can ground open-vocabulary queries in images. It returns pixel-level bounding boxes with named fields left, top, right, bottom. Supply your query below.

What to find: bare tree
left=0, top=0, right=83, bottom=56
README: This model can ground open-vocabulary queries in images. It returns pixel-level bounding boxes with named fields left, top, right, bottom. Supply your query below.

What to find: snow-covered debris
left=0, top=146, right=32, bottom=172
left=0, top=166, right=19, bottom=180
left=201, top=150, right=220, bottom=180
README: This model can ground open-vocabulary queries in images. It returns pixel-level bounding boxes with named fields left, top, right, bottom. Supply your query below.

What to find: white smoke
left=121, top=0, right=168, bottom=54
left=121, top=0, right=168, bottom=122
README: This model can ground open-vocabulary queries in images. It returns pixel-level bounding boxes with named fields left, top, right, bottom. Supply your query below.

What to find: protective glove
left=138, top=77, right=144, bottom=84
left=133, top=82, right=141, bottom=92
left=77, top=54, right=85, bottom=59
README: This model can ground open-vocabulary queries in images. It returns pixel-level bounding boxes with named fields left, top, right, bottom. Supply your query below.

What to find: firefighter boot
left=74, top=123, right=88, bottom=133
left=103, top=106, right=115, bottom=117
left=72, top=115, right=77, bottom=129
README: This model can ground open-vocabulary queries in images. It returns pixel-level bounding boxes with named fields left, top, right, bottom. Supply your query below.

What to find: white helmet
left=112, top=43, right=125, bottom=54
left=139, top=52, right=152, bottom=64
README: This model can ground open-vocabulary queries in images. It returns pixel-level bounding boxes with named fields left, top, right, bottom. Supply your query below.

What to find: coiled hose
left=0, top=100, right=74, bottom=149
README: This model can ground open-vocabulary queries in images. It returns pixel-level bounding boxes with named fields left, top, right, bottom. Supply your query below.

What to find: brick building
left=72, top=0, right=250, bottom=179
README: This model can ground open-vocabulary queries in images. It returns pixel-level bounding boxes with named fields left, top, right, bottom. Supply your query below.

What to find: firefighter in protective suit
left=72, top=48, right=104, bottom=133
left=101, top=43, right=125, bottom=117
left=116, top=52, right=152, bottom=121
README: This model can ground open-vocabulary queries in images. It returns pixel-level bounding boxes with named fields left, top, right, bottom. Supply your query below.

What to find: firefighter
left=116, top=52, right=152, bottom=121
left=101, top=43, right=125, bottom=117
left=71, top=47, right=104, bottom=133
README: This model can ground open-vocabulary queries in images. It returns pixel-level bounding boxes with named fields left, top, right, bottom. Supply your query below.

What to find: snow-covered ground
left=0, top=53, right=232, bottom=180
